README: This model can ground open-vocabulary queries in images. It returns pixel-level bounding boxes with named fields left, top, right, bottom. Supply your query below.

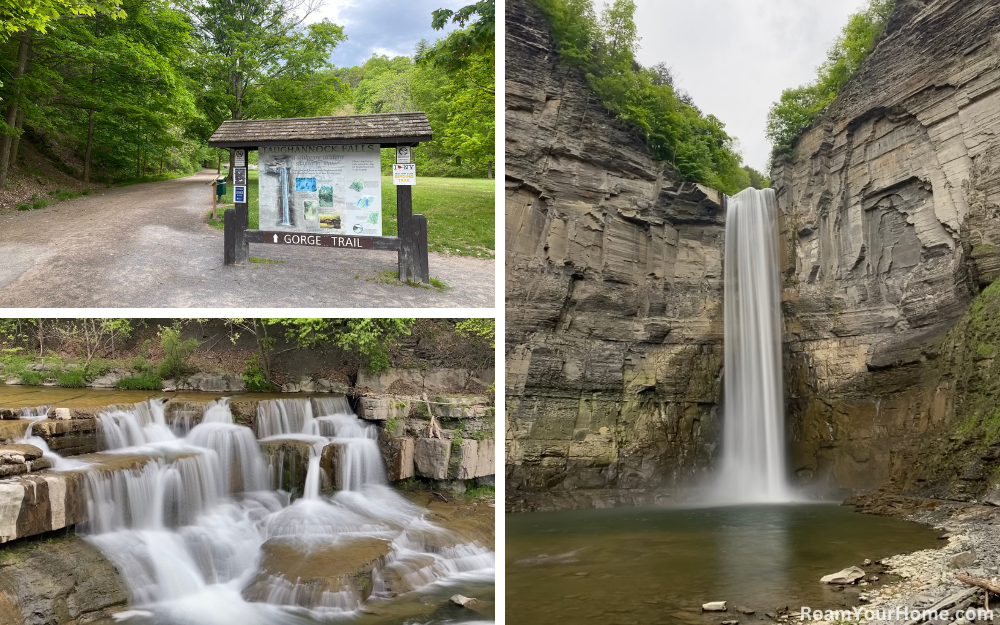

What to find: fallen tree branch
left=903, top=587, right=980, bottom=625
left=956, top=572, right=1000, bottom=595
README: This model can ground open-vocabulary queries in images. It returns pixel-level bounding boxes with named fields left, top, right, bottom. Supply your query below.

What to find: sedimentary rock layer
left=774, top=0, right=1000, bottom=493
left=505, top=0, right=727, bottom=509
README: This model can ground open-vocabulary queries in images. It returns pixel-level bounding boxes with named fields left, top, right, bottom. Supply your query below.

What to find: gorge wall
left=505, top=0, right=728, bottom=510
left=774, top=0, right=1000, bottom=497
left=507, top=0, right=1000, bottom=511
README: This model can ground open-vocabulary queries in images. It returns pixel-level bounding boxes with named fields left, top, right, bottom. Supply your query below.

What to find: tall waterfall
left=717, top=187, right=792, bottom=503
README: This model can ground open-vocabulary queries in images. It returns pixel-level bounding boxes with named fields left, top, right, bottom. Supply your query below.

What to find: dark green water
left=506, top=504, right=942, bottom=625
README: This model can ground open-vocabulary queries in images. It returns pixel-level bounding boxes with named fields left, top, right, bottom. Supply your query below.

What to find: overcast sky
left=308, top=0, right=467, bottom=68
left=629, top=0, right=869, bottom=172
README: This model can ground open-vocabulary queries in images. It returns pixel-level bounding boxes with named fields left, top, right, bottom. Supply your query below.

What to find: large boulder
left=29, top=419, right=98, bottom=456
left=381, top=437, right=415, bottom=481
left=450, top=439, right=494, bottom=479
left=414, top=438, right=451, bottom=479
left=0, top=535, right=128, bottom=623
left=185, top=372, right=245, bottom=393
left=0, top=444, right=51, bottom=478
left=820, top=566, right=865, bottom=585
left=242, top=537, right=391, bottom=611
left=259, top=438, right=316, bottom=498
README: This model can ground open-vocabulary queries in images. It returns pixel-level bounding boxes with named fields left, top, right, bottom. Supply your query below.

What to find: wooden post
left=212, top=180, right=218, bottom=220
left=232, top=147, right=249, bottom=264
left=224, top=207, right=237, bottom=265
left=397, top=183, right=416, bottom=282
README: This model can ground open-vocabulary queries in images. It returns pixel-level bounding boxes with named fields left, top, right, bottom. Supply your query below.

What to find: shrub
left=242, top=357, right=277, bottom=392
left=116, top=374, right=163, bottom=391
left=19, top=370, right=42, bottom=385
left=56, top=369, right=87, bottom=388
left=156, top=325, right=199, bottom=380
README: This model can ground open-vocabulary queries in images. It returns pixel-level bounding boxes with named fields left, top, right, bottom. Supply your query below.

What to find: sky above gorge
left=629, top=0, right=870, bottom=172
left=310, top=0, right=467, bottom=68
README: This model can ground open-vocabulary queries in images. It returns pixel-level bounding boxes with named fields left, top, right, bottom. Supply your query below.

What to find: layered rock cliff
left=774, top=0, right=1000, bottom=495
left=505, top=0, right=727, bottom=510
left=507, top=0, right=1000, bottom=511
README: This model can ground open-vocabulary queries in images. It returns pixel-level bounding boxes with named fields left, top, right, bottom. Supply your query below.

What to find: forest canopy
left=530, top=0, right=751, bottom=195
left=766, top=0, right=895, bottom=158
left=0, top=0, right=495, bottom=186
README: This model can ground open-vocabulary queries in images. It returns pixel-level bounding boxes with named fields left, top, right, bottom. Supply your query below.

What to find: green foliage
left=155, top=324, right=198, bottom=380
left=19, top=370, right=42, bottom=385
left=743, top=166, right=770, bottom=190
left=0, top=0, right=125, bottom=43
left=279, top=318, right=414, bottom=373
left=455, top=319, right=494, bottom=348
left=766, top=0, right=895, bottom=156
left=348, top=49, right=494, bottom=178
left=978, top=344, right=997, bottom=359
left=463, top=481, right=494, bottom=499
left=955, top=412, right=979, bottom=439
left=116, top=373, right=162, bottom=390
left=56, top=367, right=87, bottom=387
left=419, top=1, right=494, bottom=74
left=242, top=357, right=277, bottom=392
left=530, top=0, right=749, bottom=194
left=188, top=0, right=347, bottom=131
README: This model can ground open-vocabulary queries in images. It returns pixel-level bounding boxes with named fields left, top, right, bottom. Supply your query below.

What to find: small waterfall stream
left=24, top=396, right=494, bottom=623
left=716, top=187, right=792, bottom=503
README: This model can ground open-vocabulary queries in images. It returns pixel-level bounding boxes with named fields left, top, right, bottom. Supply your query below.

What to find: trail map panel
left=258, top=144, right=382, bottom=236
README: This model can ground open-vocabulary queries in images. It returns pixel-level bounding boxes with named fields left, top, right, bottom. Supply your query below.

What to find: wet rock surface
left=0, top=534, right=128, bottom=624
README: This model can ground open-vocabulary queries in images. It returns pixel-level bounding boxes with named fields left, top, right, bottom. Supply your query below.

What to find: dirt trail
left=0, top=170, right=495, bottom=308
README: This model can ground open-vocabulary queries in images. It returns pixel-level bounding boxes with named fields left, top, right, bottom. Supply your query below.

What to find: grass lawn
left=207, top=170, right=494, bottom=259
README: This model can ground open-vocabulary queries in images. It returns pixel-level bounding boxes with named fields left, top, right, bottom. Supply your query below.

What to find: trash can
left=215, top=178, right=227, bottom=197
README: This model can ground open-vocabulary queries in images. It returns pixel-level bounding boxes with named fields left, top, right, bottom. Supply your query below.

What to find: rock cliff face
left=505, top=0, right=727, bottom=510
left=774, top=0, right=1000, bottom=494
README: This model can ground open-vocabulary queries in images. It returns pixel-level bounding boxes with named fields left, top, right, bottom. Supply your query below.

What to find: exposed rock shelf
left=505, top=0, right=727, bottom=511
left=774, top=0, right=1000, bottom=496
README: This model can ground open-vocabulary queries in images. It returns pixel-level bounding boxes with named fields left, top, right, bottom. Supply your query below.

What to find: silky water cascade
left=37, top=396, right=493, bottom=624
left=715, top=186, right=793, bottom=503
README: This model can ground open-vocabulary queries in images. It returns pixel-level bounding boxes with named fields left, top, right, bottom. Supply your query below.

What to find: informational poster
left=258, top=144, right=382, bottom=236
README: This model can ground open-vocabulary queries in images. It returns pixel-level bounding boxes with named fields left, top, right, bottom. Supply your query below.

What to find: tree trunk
left=135, top=123, right=141, bottom=180
left=9, top=108, right=24, bottom=167
left=487, top=160, right=493, bottom=179
left=0, top=29, right=32, bottom=189
left=83, top=109, right=95, bottom=182
left=228, top=149, right=235, bottom=183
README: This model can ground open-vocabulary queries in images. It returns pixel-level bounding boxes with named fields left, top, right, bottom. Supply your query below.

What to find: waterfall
left=316, top=414, right=386, bottom=491
left=717, top=187, right=792, bottom=503
left=19, top=396, right=497, bottom=621
left=256, top=398, right=317, bottom=438
left=17, top=405, right=87, bottom=471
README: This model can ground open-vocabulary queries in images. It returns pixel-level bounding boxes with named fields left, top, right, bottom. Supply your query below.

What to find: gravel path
left=0, top=170, right=495, bottom=308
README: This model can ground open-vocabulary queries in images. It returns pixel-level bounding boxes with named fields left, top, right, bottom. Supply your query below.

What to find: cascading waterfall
left=64, top=396, right=495, bottom=623
left=716, top=187, right=792, bottom=503
left=18, top=405, right=87, bottom=470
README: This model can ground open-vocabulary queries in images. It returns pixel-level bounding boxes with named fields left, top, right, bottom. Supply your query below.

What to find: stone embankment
left=0, top=387, right=494, bottom=543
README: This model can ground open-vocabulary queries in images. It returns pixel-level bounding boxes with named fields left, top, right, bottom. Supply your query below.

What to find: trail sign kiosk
left=207, top=113, right=432, bottom=283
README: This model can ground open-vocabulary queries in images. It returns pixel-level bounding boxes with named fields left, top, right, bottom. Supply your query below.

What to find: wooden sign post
left=209, top=113, right=433, bottom=284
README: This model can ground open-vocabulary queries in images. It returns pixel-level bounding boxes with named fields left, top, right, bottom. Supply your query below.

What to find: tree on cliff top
left=766, top=0, right=895, bottom=158
left=530, top=0, right=750, bottom=194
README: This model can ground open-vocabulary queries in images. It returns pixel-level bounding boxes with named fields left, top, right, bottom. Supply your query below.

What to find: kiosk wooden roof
left=207, top=112, right=432, bottom=148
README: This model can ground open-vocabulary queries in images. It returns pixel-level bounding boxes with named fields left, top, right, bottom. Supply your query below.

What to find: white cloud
left=630, top=0, right=867, bottom=172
